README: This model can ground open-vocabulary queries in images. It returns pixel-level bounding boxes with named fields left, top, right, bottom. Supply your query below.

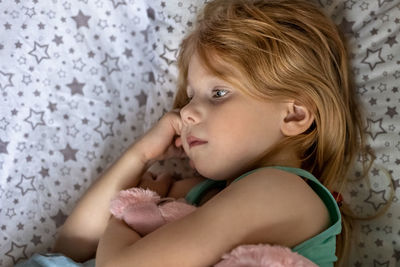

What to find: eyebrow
left=187, top=76, right=228, bottom=91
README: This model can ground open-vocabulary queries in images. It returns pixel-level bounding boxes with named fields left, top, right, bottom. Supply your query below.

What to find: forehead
left=187, top=53, right=239, bottom=89
left=187, top=54, right=223, bottom=88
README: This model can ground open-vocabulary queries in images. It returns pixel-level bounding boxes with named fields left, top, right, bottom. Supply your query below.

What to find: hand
left=133, top=110, right=186, bottom=165
left=138, top=171, right=173, bottom=198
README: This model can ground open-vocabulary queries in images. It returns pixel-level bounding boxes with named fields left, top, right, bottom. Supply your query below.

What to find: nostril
left=180, top=105, right=198, bottom=124
left=187, top=116, right=195, bottom=123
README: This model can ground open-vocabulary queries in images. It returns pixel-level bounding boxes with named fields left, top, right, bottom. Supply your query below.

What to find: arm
left=53, top=146, right=148, bottom=261
left=137, top=171, right=205, bottom=199
left=53, top=111, right=185, bottom=262
left=96, top=168, right=330, bottom=267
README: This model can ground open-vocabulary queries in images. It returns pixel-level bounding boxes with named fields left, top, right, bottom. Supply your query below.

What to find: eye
left=212, top=88, right=229, bottom=99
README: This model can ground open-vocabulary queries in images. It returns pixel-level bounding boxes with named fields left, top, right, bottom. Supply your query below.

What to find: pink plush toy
left=110, top=187, right=196, bottom=235
left=110, top=187, right=317, bottom=267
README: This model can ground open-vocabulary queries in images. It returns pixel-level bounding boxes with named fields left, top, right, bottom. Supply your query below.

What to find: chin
left=194, top=165, right=231, bottom=181
left=191, top=157, right=247, bottom=181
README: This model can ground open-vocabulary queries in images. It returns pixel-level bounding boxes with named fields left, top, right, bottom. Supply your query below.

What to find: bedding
left=0, top=0, right=399, bottom=266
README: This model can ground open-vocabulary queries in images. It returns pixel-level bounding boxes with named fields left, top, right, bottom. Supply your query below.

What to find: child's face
left=179, top=54, right=288, bottom=180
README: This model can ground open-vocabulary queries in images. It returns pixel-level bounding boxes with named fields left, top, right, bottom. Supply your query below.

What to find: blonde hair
left=173, top=0, right=367, bottom=265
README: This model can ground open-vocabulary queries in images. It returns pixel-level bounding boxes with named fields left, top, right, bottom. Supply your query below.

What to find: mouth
left=186, top=135, right=208, bottom=148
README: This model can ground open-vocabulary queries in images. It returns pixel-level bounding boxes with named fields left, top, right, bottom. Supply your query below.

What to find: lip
left=186, top=135, right=208, bottom=148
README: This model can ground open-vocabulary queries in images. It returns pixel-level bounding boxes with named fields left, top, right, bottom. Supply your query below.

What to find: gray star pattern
left=5, top=242, right=28, bottom=264
left=28, top=42, right=50, bottom=64
left=361, top=48, right=386, bottom=71
left=59, top=144, right=78, bottom=162
left=365, top=118, right=387, bottom=140
left=16, top=174, right=36, bottom=196
left=364, top=189, right=388, bottom=211
left=94, top=119, right=114, bottom=140
left=50, top=210, right=68, bottom=228
left=100, top=53, right=121, bottom=74
left=66, top=77, right=85, bottom=96
left=0, top=138, right=9, bottom=154
left=0, top=0, right=399, bottom=266
left=135, top=90, right=148, bottom=107
left=0, top=70, right=14, bottom=90
left=338, top=18, right=355, bottom=34
left=160, top=44, right=178, bottom=65
left=110, top=0, right=127, bottom=9
left=23, top=108, right=46, bottom=130
left=71, top=10, right=91, bottom=29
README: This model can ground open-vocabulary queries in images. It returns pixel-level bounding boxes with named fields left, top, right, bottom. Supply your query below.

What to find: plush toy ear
left=281, top=102, right=314, bottom=137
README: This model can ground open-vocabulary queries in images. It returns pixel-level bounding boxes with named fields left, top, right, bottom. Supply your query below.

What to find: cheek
left=208, top=117, right=245, bottom=146
left=209, top=104, right=249, bottom=131
left=209, top=108, right=279, bottom=156
left=208, top=116, right=254, bottom=157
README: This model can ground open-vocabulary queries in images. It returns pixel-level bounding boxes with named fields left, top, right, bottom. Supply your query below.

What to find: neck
left=226, top=148, right=302, bottom=186
left=266, top=149, right=302, bottom=168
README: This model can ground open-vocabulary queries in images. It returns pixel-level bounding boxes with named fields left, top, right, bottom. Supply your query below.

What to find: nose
left=180, top=101, right=201, bottom=125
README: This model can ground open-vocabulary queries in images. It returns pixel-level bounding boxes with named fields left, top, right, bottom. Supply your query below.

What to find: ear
left=281, top=102, right=314, bottom=136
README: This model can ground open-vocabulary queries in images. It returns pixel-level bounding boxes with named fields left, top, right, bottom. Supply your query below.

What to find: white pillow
left=319, top=1, right=400, bottom=266
left=0, top=0, right=398, bottom=266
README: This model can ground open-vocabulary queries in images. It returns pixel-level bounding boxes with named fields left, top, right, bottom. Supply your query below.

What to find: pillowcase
left=0, top=1, right=398, bottom=266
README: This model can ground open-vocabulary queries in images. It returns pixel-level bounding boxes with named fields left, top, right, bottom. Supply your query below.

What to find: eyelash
left=186, top=88, right=229, bottom=101
left=212, top=88, right=229, bottom=99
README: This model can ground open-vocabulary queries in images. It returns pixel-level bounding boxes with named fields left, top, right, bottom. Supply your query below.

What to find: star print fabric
left=0, top=0, right=399, bottom=266
left=0, top=0, right=198, bottom=265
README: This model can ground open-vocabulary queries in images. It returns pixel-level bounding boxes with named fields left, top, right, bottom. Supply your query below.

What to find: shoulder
left=232, top=167, right=322, bottom=200
left=226, top=167, right=321, bottom=204
left=203, top=167, right=330, bottom=247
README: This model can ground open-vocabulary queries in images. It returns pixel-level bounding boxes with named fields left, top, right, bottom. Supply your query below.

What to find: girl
left=23, top=0, right=366, bottom=266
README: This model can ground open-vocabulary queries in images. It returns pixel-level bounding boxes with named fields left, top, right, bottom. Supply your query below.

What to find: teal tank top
left=185, top=166, right=341, bottom=267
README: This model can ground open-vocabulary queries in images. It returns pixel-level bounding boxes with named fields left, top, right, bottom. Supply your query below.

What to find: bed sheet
left=0, top=0, right=399, bottom=266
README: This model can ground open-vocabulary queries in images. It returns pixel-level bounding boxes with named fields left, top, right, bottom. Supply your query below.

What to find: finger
left=157, top=172, right=173, bottom=184
left=175, top=136, right=183, bottom=147
left=165, top=144, right=180, bottom=158
left=139, top=171, right=157, bottom=188
left=139, top=177, right=152, bottom=189
left=155, top=173, right=173, bottom=197
left=169, top=145, right=188, bottom=159
left=142, top=171, right=156, bottom=181
left=168, top=112, right=183, bottom=136
left=139, top=172, right=173, bottom=198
